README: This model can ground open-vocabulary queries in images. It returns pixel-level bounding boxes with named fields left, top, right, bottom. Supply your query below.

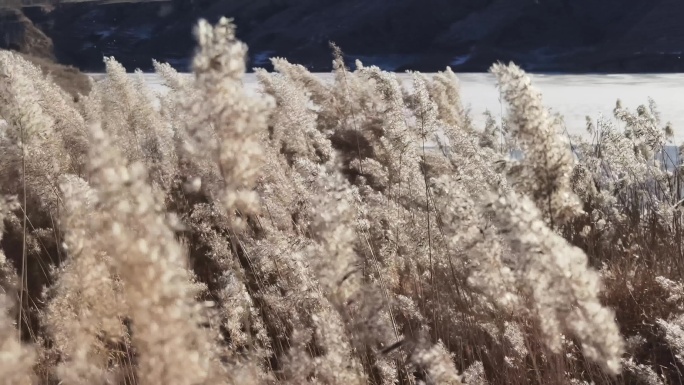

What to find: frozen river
left=92, top=72, right=684, bottom=145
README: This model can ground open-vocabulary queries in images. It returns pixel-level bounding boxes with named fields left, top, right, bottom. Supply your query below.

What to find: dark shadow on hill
left=13, top=0, right=684, bottom=73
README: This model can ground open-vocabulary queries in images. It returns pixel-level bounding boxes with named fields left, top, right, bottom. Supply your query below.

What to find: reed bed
left=0, top=17, right=681, bottom=385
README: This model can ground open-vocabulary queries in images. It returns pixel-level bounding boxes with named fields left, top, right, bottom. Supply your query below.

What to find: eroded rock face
left=0, top=7, right=54, bottom=59
left=17, top=0, right=684, bottom=73
left=0, top=7, right=91, bottom=98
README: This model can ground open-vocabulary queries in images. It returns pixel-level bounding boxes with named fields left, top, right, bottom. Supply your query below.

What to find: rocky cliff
left=0, top=7, right=91, bottom=97
left=14, top=0, right=684, bottom=73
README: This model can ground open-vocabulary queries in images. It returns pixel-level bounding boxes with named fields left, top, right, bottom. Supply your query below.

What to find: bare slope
left=0, top=7, right=91, bottom=97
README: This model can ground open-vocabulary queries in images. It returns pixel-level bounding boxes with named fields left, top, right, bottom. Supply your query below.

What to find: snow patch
left=252, top=51, right=276, bottom=67
left=450, top=54, right=471, bottom=66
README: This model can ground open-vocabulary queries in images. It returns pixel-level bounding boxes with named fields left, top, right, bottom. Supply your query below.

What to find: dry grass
left=0, top=17, right=680, bottom=385
left=18, top=53, right=92, bottom=100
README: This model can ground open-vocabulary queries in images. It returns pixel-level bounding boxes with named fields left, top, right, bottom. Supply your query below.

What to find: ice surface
left=94, top=72, right=684, bottom=145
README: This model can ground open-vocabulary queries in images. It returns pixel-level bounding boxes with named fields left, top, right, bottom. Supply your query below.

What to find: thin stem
left=18, top=119, right=27, bottom=340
